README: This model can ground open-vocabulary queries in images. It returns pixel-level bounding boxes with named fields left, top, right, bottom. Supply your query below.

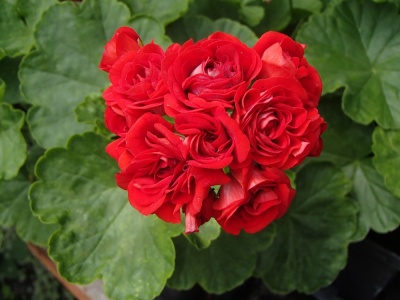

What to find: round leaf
left=0, top=175, right=57, bottom=246
left=19, top=0, right=133, bottom=148
left=119, top=0, right=190, bottom=25
left=167, top=15, right=258, bottom=47
left=255, top=163, right=357, bottom=293
left=169, top=227, right=275, bottom=294
left=184, top=218, right=221, bottom=250
left=0, top=0, right=57, bottom=57
left=372, top=127, right=400, bottom=198
left=0, top=103, right=26, bottom=180
left=317, top=96, right=373, bottom=166
left=297, top=0, right=400, bottom=129
left=0, top=57, right=23, bottom=104
left=30, top=133, right=182, bottom=300
left=343, top=159, right=400, bottom=240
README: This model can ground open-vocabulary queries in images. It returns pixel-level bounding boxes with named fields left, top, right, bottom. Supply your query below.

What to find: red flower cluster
left=99, top=27, right=326, bottom=235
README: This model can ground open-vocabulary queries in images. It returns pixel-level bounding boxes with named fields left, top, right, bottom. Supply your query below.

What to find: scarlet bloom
left=99, top=26, right=142, bottom=72
left=103, top=42, right=168, bottom=136
left=162, top=32, right=262, bottom=116
left=174, top=107, right=250, bottom=169
left=253, top=31, right=322, bottom=107
left=213, top=166, right=295, bottom=235
left=235, top=77, right=326, bottom=170
left=112, top=113, right=229, bottom=233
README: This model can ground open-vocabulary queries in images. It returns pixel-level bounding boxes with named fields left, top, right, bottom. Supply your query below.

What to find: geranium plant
left=1, top=0, right=400, bottom=299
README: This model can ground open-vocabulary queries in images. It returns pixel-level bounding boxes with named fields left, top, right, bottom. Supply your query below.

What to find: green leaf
left=184, top=218, right=220, bottom=250
left=292, top=0, right=322, bottom=14
left=372, top=127, right=400, bottom=198
left=0, top=79, right=5, bottom=101
left=0, top=103, right=26, bottom=180
left=168, top=226, right=275, bottom=293
left=213, top=19, right=259, bottom=46
left=0, top=0, right=57, bottom=57
left=183, top=0, right=264, bottom=27
left=317, top=96, right=373, bottom=166
left=129, top=15, right=172, bottom=49
left=239, top=0, right=264, bottom=27
left=0, top=175, right=57, bottom=246
left=167, top=15, right=258, bottom=47
left=372, top=0, right=400, bottom=7
left=297, top=0, right=400, bottom=129
left=255, top=163, right=357, bottom=293
left=0, top=58, right=23, bottom=104
left=252, top=0, right=291, bottom=35
left=343, top=159, right=400, bottom=240
left=19, top=0, right=134, bottom=148
left=30, top=132, right=182, bottom=300
left=75, top=94, right=110, bottom=137
left=119, top=0, right=190, bottom=25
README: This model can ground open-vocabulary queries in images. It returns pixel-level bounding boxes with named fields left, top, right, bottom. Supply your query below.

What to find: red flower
left=113, top=113, right=229, bottom=233
left=253, top=31, right=322, bottom=107
left=99, top=26, right=142, bottom=72
left=103, top=43, right=168, bottom=135
left=162, top=32, right=262, bottom=116
left=213, top=166, right=295, bottom=235
left=235, top=77, right=326, bottom=170
left=174, top=107, right=250, bottom=169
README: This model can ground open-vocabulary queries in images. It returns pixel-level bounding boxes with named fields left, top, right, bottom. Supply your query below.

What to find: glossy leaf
left=0, top=175, right=57, bottom=246
left=119, top=0, right=189, bottom=25
left=372, top=127, right=400, bottom=198
left=317, top=96, right=373, bottom=166
left=0, top=0, right=57, bottom=57
left=169, top=226, right=275, bottom=293
left=343, top=159, right=400, bottom=240
left=20, top=0, right=137, bottom=148
left=297, top=0, right=400, bottom=129
left=0, top=103, right=26, bottom=180
left=255, top=163, right=357, bottom=293
left=30, top=133, right=182, bottom=300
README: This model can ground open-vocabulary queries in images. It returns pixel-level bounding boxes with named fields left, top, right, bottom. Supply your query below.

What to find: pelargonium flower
left=213, top=166, right=295, bottom=235
left=162, top=32, right=262, bottom=116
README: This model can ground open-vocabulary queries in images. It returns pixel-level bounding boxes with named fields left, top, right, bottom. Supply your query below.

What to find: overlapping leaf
left=343, top=159, right=400, bottom=240
left=255, top=163, right=357, bottom=293
left=184, top=218, right=220, bottom=250
left=372, top=127, right=400, bottom=198
left=0, top=174, right=57, bottom=246
left=167, top=16, right=258, bottom=47
left=0, top=0, right=57, bottom=58
left=0, top=79, right=4, bottom=100
left=252, top=0, right=291, bottom=34
left=0, top=103, right=26, bottom=180
left=317, top=96, right=373, bottom=166
left=297, top=0, right=400, bottom=129
left=20, top=0, right=167, bottom=148
left=75, top=94, right=110, bottom=137
left=30, top=133, right=182, bottom=300
left=120, top=0, right=189, bottom=25
left=169, top=226, right=275, bottom=293
left=0, top=58, right=23, bottom=104
left=184, top=0, right=264, bottom=27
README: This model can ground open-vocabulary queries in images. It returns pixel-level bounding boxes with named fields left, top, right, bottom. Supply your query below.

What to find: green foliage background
left=1, top=0, right=400, bottom=299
